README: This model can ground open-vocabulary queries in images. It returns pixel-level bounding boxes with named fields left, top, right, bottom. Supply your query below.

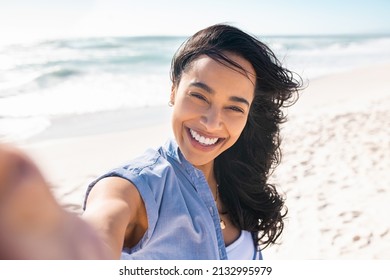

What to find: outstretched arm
left=82, top=176, right=148, bottom=259
left=0, top=144, right=110, bottom=259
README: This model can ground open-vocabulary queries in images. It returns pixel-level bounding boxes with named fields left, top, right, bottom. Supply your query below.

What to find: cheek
left=173, top=97, right=205, bottom=122
left=222, top=121, right=248, bottom=152
left=228, top=116, right=249, bottom=138
left=171, top=99, right=197, bottom=135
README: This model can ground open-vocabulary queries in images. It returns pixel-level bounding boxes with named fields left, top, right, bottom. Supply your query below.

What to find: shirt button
left=209, top=207, right=214, bottom=215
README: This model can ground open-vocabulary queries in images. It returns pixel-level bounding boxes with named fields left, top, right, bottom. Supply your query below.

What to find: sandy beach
left=14, top=63, right=390, bottom=259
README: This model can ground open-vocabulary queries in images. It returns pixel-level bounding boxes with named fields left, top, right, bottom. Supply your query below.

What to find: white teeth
left=190, top=129, right=219, bottom=146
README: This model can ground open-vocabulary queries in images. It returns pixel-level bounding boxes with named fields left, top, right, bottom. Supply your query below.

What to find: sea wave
left=265, top=35, right=390, bottom=78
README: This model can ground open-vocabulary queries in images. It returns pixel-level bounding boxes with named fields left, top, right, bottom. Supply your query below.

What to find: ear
left=170, top=84, right=176, bottom=105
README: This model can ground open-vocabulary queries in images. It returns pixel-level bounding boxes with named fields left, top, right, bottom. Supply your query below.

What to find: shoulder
left=123, top=148, right=162, bottom=172
left=84, top=146, right=175, bottom=209
left=114, top=145, right=174, bottom=176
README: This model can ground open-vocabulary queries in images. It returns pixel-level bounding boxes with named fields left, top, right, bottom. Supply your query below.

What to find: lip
left=185, top=127, right=225, bottom=151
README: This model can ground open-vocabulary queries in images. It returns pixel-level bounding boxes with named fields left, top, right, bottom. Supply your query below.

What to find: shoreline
left=12, top=62, right=390, bottom=145
left=20, top=105, right=172, bottom=145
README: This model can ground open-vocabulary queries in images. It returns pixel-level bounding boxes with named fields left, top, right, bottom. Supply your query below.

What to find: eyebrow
left=189, top=81, right=250, bottom=107
left=190, top=82, right=215, bottom=94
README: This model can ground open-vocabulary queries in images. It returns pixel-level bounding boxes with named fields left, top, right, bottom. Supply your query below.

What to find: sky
left=0, top=0, right=389, bottom=42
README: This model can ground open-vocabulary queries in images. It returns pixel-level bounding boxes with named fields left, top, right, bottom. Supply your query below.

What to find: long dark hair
left=170, top=24, right=302, bottom=248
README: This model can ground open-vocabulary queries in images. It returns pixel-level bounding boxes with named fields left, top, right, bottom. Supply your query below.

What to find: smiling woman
left=0, top=24, right=302, bottom=260
left=84, top=24, right=302, bottom=260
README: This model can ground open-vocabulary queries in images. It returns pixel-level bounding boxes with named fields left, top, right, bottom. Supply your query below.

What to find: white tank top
left=225, top=230, right=261, bottom=260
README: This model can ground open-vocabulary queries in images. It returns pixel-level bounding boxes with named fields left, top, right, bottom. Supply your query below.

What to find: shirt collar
left=164, top=137, right=184, bottom=164
left=164, top=138, right=206, bottom=183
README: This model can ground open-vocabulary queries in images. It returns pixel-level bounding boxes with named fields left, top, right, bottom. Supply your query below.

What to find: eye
left=190, top=92, right=208, bottom=102
left=228, top=106, right=245, bottom=113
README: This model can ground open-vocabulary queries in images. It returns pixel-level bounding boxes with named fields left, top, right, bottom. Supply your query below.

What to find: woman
left=83, top=24, right=301, bottom=260
left=0, top=24, right=301, bottom=259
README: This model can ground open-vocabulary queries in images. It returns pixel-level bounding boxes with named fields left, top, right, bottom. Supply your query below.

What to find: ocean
left=1, top=34, right=390, bottom=142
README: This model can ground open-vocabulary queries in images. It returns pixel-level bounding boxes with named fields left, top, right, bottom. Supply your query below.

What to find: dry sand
left=17, top=63, right=390, bottom=259
left=265, top=63, right=390, bottom=259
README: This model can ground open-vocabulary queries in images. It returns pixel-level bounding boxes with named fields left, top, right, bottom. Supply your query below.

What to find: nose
left=200, top=106, right=222, bottom=131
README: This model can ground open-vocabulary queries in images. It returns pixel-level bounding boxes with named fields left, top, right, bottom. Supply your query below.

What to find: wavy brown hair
left=170, top=24, right=302, bottom=249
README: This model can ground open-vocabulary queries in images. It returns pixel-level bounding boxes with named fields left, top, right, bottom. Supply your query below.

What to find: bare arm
left=82, top=177, right=147, bottom=259
left=0, top=144, right=146, bottom=259
left=0, top=144, right=111, bottom=259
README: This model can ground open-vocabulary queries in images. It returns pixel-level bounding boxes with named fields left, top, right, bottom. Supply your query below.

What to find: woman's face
left=170, top=53, right=256, bottom=172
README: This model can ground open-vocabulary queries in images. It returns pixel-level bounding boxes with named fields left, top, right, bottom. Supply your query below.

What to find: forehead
left=180, top=54, right=256, bottom=98
left=187, top=53, right=256, bottom=85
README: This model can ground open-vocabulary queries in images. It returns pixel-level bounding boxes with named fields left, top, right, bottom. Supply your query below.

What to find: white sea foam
left=0, top=116, right=51, bottom=143
left=0, top=72, right=170, bottom=117
left=268, top=35, right=390, bottom=78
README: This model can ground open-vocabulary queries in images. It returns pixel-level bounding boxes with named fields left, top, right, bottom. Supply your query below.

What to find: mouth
left=188, top=128, right=223, bottom=147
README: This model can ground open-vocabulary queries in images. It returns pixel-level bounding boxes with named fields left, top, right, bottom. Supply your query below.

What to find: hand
left=0, top=144, right=110, bottom=259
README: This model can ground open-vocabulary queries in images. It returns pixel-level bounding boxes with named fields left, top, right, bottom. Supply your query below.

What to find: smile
left=189, top=128, right=220, bottom=146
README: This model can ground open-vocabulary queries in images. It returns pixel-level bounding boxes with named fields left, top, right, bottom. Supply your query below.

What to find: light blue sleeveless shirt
left=84, top=138, right=262, bottom=260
